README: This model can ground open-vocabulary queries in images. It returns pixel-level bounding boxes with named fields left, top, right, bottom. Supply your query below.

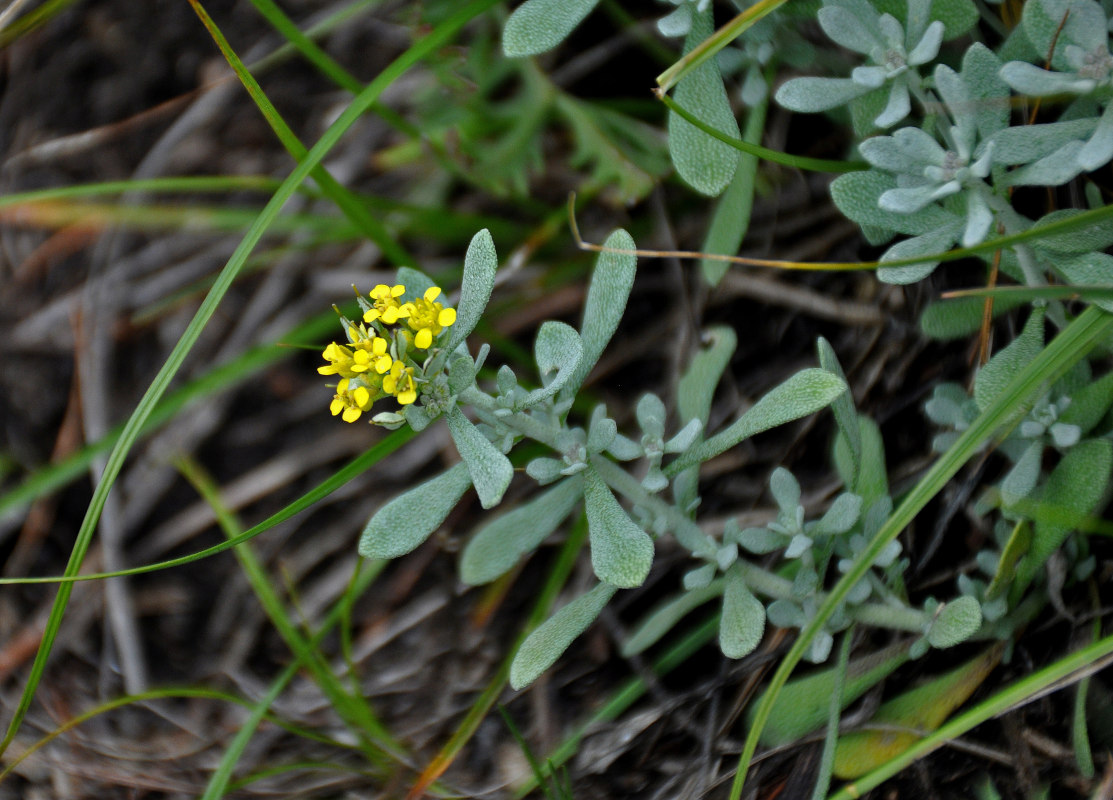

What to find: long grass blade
left=0, top=0, right=498, bottom=755
left=190, top=0, right=412, bottom=266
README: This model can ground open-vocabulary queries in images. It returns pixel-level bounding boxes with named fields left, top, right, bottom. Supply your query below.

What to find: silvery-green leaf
left=740, top=65, right=768, bottom=107
left=831, top=170, right=960, bottom=235
left=622, top=580, right=724, bottom=656
left=683, top=563, right=716, bottom=591
left=874, top=81, right=911, bottom=128
left=1000, top=441, right=1043, bottom=507
left=877, top=224, right=960, bottom=284
left=963, top=43, right=1010, bottom=138
left=668, top=6, right=740, bottom=196
left=459, top=476, right=584, bottom=585
left=1032, top=208, right=1113, bottom=253
left=816, top=493, right=863, bottom=536
left=664, top=419, right=702, bottom=453
left=877, top=12, right=903, bottom=47
left=502, top=0, right=601, bottom=57
left=1079, top=102, right=1113, bottom=171
left=396, top=266, right=435, bottom=303
left=975, top=308, right=1045, bottom=412
left=850, top=65, right=888, bottom=89
left=606, top=433, right=642, bottom=461
left=991, top=118, right=1097, bottom=165
left=735, top=526, right=786, bottom=555
left=860, top=127, right=945, bottom=171
left=496, top=364, right=517, bottom=396
left=1001, top=62, right=1095, bottom=97
left=817, top=5, right=880, bottom=54
left=907, top=20, right=944, bottom=65
left=359, top=463, right=472, bottom=558
left=678, top=326, right=736, bottom=430
left=446, top=406, right=513, bottom=509
left=1022, top=0, right=1107, bottom=70
left=523, top=320, right=583, bottom=407
left=636, top=393, right=667, bottom=439
left=767, top=598, right=805, bottom=629
left=806, top=631, right=834, bottom=663
left=878, top=183, right=944, bottom=214
left=701, top=106, right=764, bottom=286
left=510, top=581, right=617, bottom=689
left=566, top=229, right=637, bottom=398
left=717, top=543, right=738, bottom=571
left=584, top=466, right=654, bottom=588
left=403, top=403, right=434, bottom=432
left=775, top=77, right=871, bottom=113
left=1060, top=371, right=1113, bottom=433
left=963, top=190, right=993, bottom=247
left=667, top=369, right=847, bottom=474
left=527, top=456, right=565, bottom=485
left=935, top=64, right=974, bottom=142
left=833, top=415, right=890, bottom=507
left=919, top=294, right=1028, bottom=340
left=770, top=467, right=801, bottom=513
left=586, top=407, right=617, bottom=453
left=927, top=596, right=983, bottom=648
left=1003, top=140, right=1087, bottom=186
left=1050, top=422, right=1081, bottom=448
left=1021, top=438, right=1113, bottom=587
left=657, top=4, right=691, bottom=37
left=785, top=534, right=813, bottom=559
left=445, top=229, right=497, bottom=353
left=818, top=337, right=860, bottom=477
left=720, top=566, right=766, bottom=659
left=1053, top=254, right=1113, bottom=312
left=448, top=351, right=475, bottom=396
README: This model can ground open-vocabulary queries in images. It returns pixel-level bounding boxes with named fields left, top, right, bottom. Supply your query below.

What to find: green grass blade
left=658, top=93, right=865, bottom=173
left=732, top=305, right=1113, bottom=798
left=0, top=428, right=415, bottom=586
left=247, top=0, right=363, bottom=94
left=0, top=309, right=338, bottom=523
left=0, top=1, right=498, bottom=750
left=190, top=0, right=412, bottom=266
left=655, top=0, right=786, bottom=93
left=0, top=175, right=287, bottom=206
left=826, top=631, right=1113, bottom=800
left=0, top=686, right=350, bottom=785
left=177, top=457, right=398, bottom=759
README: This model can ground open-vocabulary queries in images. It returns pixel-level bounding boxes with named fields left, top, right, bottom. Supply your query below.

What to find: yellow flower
left=318, top=335, right=392, bottom=378
left=363, top=284, right=409, bottom=325
left=383, top=361, right=418, bottom=405
left=329, top=378, right=378, bottom=423
left=403, top=287, right=457, bottom=349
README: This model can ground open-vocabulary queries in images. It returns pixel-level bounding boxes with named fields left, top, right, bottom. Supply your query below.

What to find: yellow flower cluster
left=363, top=284, right=457, bottom=350
left=319, top=283, right=455, bottom=423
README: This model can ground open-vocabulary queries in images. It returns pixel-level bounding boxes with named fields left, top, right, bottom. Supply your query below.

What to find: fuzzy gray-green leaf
left=1023, top=437, right=1113, bottom=585
left=445, top=229, right=497, bottom=353
left=667, top=369, right=847, bottom=475
left=510, top=581, right=617, bottom=689
left=830, top=170, right=959, bottom=236
left=584, top=465, right=654, bottom=588
left=668, top=6, right=740, bottom=196
left=1060, top=371, right=1113, bottom=434
left=446, top=406, right=513, bottom=509
left=927, top=595, right=983, bottom=648
left=502, top=0, right=601, bottom=57
left=566, top=229, right=637, bottom=398
left=459, top=477, right=584, bottom=585
left=359, top=463, right=472, bottom=558
left=720, top=565, right=765, bottom=659
left=523, top=320, right=583, bottom=407
left=974, top=308, right=1045, bottom=412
